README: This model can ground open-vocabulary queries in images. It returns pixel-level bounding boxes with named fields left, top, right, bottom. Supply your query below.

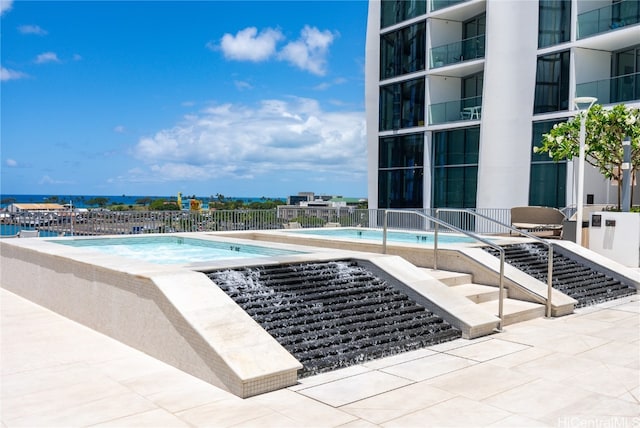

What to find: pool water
left=289, top=228, right=482, bottom=245
left=53, top=236, right=304, bottom=264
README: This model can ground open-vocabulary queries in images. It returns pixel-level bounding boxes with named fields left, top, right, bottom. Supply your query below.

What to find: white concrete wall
left=366, top=0, right=381, bottom=208
left=0, top=238, right=301, bottom=398
left=475, top=0, right=540, bottom=209
left=575, top=48, right=611, bottom=83
left=429, top=18, right=462, bottom=49
left=589, top=212, right=640, bottom=267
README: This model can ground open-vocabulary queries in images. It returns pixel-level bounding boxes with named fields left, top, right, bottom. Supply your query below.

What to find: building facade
left=366, top=0, right=640, bottom=210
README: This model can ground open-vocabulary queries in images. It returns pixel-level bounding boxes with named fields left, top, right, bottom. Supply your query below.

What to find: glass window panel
left=538, top=0, right=571, bottom=48
left=381, top=0, right=426, bottom=28
left=534, top=50, right=570, bottom=114
left=380, top=22, right=426, bottom=80
left=530, top=119, right=566, bottom=207
left=379, top=133, right=425, bottom=168
left=465, top=127, right=480, bottom=164
left=378, top=168, right=424, bottom=208
left=431, top=126, right=479, bottom=208
left=379, top=78, right=425, bottom=131
left=529, top=163, right=567, bottom=207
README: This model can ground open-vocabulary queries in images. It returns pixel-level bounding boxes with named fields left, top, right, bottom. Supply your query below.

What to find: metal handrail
left=383, top=209, right=506, bottom=331
left=436, top=208, right=554, bottom=318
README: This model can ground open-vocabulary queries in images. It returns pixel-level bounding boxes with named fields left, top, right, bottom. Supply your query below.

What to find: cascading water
left=485, top=243, right=636, bottom=307
left=207, top=260, right=461, bottom=377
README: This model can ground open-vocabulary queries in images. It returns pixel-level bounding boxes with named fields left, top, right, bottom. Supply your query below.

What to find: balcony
left=430, top=0, right=469, bottom=12
left=429, top=96, right=482, bottom=125
left=430, top=35, right=485, bottom=69
left=578, top=0, right=640, bottom=39
left=576, top=72, right=640, bottom=105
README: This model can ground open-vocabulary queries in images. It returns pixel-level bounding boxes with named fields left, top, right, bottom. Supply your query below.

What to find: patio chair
left=510, top=206, right=565, bottom=238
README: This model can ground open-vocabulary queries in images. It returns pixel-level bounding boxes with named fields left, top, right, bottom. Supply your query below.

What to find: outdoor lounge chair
left=18, top=230, right=39, bottom=238
left=510, top=206, right=565, bottom=238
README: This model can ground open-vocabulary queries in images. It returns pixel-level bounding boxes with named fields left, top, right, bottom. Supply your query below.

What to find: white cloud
left=313, top=77, right=348, bottom=91
left=278, top=26, right=335, bottom=76
left=72, top=54, right=82, bottom=61
left=38, top=175, right=74, bottom=185
left=5, top=158, right=18, bottom=167
left=0, top=66, right=27, bottom=81
left=18, top=24, right=47, bottom=35
left=0, top=0, right=13, bottom=16
left=129, top=98, right=365, bottom=185
left=234, top=80, right=253, bottom=91
left=114, top=125, right=126, bottom=133
left=35, top=52, right=61, bottom=64
left=216, top=27, right=283, bottom=62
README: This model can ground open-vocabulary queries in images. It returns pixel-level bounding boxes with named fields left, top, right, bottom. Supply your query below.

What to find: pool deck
left=2, top=287, right=638, bottom=427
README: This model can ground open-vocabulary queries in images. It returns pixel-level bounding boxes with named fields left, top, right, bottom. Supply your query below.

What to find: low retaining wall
left=0, top=238, right=301, bottom=398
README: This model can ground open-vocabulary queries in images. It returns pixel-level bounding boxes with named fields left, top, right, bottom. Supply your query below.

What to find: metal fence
left=1, top=207, right=514, bottom=237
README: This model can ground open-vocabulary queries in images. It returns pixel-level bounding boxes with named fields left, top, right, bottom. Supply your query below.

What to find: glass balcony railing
left=576, top=72, right=640, bottom=105
left=429, top=96, right=482, bottom=125
left=430, top=0, right=469, bottom=12
left=578, top=0, right=640, bottom=39
left=430, top=35, right=485, bottom=69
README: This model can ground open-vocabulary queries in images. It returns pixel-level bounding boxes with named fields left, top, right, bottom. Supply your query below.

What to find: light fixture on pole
left=573, top=96, right=597, bottom=247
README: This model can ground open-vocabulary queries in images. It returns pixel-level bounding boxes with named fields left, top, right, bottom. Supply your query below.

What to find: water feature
left=208, top=260, right=461, bottom=377
left=51, top=236, right=305, bottom=265
left=484, top=243, right=637, bottom=307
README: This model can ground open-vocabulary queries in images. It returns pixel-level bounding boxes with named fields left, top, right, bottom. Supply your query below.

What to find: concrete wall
left=0, top=239, right=301, bottom=398
left=476, top=0, right=539, bottom=209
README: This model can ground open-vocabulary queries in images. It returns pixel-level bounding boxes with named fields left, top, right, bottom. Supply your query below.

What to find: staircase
left=424, top=269, right=546, bottom=326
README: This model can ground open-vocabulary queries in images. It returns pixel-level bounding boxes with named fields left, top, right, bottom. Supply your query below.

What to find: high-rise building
left=365, top=0, right=640, bottom=210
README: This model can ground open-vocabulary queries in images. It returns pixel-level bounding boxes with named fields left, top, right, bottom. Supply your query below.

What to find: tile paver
left=1, top=288, right=638, bottom=428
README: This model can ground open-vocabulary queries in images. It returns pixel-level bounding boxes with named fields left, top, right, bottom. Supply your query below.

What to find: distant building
left=6, top=203, right=66, bottom=214
left=278, top=193, right=367, bottom=221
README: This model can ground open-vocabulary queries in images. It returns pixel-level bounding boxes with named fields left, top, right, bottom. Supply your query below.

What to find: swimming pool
left=53, top=236, right=305, bottom=265
left=288, top=228, right=484, bottom=245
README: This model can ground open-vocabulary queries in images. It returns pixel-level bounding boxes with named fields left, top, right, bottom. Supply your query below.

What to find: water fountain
left=485, top=243, right=636, bottom=307
left=208, top=260, right=461, bottom=377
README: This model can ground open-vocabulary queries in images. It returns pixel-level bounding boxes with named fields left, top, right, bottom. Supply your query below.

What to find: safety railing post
left=547, top=246, right=553, bottom=318
left=382, top=210, right=388, bottom=254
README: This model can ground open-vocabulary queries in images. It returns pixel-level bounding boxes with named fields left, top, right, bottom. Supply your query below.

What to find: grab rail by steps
left=383, top=209, right=506, bottom=331
left=436, top=208, right=554, bottom=318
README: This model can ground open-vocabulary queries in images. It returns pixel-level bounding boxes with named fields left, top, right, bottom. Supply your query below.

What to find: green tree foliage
left=535, top=104, right=640, bottom=209
left=135, top=197, right=153, bottom=206
left=87, top=197, right=110, bottom=207
left=149, top=199, right=180, bottom=211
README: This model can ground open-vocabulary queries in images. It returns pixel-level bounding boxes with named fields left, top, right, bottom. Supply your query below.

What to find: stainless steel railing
left=436, top=208, right=555, bottom=318
left=1, top=207, right=515, bottom=237
left=383, top=209, right=507, bottom=331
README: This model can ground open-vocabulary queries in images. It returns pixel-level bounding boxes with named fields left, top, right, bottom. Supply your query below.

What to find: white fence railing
left=1, top=207, right=513, bottom=237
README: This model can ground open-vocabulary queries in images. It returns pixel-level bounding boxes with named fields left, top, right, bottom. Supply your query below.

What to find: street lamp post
left=573, top=96, right=597, bottom=247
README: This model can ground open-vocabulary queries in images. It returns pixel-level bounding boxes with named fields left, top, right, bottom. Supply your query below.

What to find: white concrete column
left=476, top=0, right=539, bottom=209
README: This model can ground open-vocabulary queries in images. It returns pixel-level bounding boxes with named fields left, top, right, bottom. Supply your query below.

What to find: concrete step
left=451, top=283, right=508, bottom=304
left=476, top=298, right=546, bottom=326
left=422, top=268, right=546, bottom=327
left=421, top=269, right=472, bottom=286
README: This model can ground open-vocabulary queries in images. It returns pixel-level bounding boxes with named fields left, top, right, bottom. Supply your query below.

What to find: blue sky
left=1, top=0, right=368, bottom=198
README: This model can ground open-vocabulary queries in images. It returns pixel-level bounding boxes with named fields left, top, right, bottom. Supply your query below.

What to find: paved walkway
left=2, top=288, right=638, bottom=427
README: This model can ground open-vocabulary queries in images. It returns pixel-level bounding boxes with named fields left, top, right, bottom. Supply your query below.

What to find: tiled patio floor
left=2, top=288, right=638, bottom=427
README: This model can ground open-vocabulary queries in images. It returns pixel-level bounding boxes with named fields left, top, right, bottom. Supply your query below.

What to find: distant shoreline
left=0, top=194, right=286, bottom=209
